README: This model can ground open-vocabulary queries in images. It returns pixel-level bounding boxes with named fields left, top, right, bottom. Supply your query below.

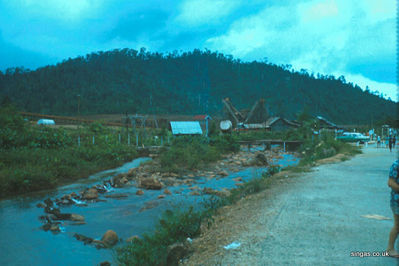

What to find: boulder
left=101, top=230, right=119, bottom=247
left=158, top=194, right=166, bottom=199
left=255, top=152, right=268, bottom=165
left=189, top=191, right=200, bottom=196
left=202, top=187, right=230, bottom=197
left=112, top=174, right=129, bottom=187
left=99, top=261, right=111, bottom=266
left=70, top=214, right=85, bottom=222
left=166, top=242, right=190, bottom=266
left=218, top=170, right=229, bottom=177
left=127, top=167, right=137, bottom=177
left=50, top=224, right=60, bottom=232
left=93, top=240, right=106, bottom=249
left=233, top=177, right=243, bottom=182
left=136, top=190, right=144, bottom=196
left=139, top=178, right=163, bottom=190
left=164, top=189, right=172, bottom=195
left=82, top=188, right=98, bottom=200
left=74, top=233, right=94, bottom=245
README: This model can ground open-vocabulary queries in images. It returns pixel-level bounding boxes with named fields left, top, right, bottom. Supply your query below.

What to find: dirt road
left=184, top=147, right=398, bottom=265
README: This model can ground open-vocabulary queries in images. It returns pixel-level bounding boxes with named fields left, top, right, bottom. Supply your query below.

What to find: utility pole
left=77, top=94, right=81, bottom=146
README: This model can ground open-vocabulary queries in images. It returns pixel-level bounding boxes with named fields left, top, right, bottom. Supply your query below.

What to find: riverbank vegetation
left=116, top=119, right=362, bottom=265
left=0, top=105, right=138, bottom=198
left=159, top=135, right=239, bottom=173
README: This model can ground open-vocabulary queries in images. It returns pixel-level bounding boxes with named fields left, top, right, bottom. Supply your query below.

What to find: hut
left=316, top=116, right=339, bottom=130
left=170, top=121, right=203, bottom=136
left=222, top=98, right=269, bottom=129
left=244, top=99, right=269, bottom=124
left=266, top=117, right=299, bottom=132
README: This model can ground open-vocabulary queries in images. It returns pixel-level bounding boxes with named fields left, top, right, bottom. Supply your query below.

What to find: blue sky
left=0, top=0, right=396, bottom=100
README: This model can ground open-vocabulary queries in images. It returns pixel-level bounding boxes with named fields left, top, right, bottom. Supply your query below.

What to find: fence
left=74, top=130, right=171, bottom=148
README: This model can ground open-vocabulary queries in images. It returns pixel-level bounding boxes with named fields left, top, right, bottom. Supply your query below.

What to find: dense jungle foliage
left=0, top=48, right=396, bottom=124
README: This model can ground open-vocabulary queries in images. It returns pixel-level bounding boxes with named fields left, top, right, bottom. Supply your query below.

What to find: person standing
left=387, top=160, right=399, bottom=256
left=377, top=135, right=381, bottom=148
left=394, top=135, right=397, bottom=149
left=389, top=135, right=393, bottom=152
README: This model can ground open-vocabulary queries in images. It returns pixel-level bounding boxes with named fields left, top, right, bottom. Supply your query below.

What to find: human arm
left=388, top=178, right=399, bottom=192
left=388, top=161, right=399, bottom=192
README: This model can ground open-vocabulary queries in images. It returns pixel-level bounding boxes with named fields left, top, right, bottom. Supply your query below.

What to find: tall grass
left=159, top=135, right=239, bottom=173
left=0, top=106, right=138, bottom=198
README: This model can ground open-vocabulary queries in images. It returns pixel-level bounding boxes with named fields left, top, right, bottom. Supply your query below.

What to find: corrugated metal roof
left=170, top=121, right=203, bottom=135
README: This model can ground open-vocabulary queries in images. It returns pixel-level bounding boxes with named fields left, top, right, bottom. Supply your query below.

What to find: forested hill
left=0, top=48, right=396, bottom=124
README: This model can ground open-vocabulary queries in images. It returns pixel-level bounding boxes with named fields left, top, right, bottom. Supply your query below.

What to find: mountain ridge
left=0, top=48, right=396, bottom=125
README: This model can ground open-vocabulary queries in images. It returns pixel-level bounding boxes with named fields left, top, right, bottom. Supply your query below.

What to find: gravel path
left=184, top=146, right=398, bottom=265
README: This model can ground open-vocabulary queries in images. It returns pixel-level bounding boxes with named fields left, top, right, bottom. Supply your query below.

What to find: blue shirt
left=389, top=160, right=399, bottom=206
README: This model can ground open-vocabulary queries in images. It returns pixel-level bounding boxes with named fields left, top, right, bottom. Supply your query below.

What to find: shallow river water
left=0, top=154, right=298, bottom=266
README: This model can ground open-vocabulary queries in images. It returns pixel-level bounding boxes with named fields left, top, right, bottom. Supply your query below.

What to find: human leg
left=387, top=212, right=399, bottom=256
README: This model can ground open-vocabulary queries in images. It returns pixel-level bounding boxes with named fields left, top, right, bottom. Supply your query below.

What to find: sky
left=0, top=0, right=396, bottom=101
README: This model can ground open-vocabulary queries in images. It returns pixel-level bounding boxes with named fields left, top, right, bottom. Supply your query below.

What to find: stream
left=0, top=151, right=299, bottom=266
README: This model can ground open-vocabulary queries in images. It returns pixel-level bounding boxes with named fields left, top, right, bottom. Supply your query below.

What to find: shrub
left=159, top=136, right=221, bottom=172
left=116, top=206, right=205, bottom=266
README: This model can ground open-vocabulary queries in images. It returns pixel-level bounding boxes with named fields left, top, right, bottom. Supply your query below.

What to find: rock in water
left=139, top=178, right=163, bottom=190
left=70, top=214, right=85, bottom=222
left=218, top=170, right=229, bottom=177
left=127, top=167, right=137, bottom=177
left=74, top=233, right=94, bottom=245
left=136, top=189, right=144, bottom=196
left=101, top=230, right=118, bottom=247
left=255, top=152, right=268, bottom=165
left=82, top=188, right=98, bottom=200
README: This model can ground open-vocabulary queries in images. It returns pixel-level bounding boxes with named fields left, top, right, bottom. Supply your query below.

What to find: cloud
left=339, top=73, right=397, bottom=101
left=176, top=0, right=241, bottom=26
left=205, top=0, right=396, bottom=99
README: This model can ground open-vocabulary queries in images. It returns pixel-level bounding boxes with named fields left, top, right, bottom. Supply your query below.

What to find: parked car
left=336, top=132, right=369, bottom=143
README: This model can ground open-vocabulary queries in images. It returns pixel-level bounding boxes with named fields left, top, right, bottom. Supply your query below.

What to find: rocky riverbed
left=1, top=145, right=299, bottom=265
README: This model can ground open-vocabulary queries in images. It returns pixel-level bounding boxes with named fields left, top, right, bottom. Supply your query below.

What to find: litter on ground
left=224, top=241, right=241, bottom=250
left=361, top=214, right=390, bottom=220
